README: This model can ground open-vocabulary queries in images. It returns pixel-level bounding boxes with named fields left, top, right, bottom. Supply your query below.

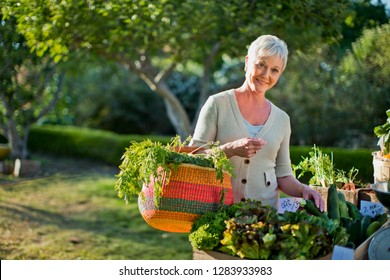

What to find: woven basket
left=138, top=163, right=233, bottom=233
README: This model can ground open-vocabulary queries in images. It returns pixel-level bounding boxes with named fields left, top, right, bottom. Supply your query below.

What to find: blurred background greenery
left=2, top=0, right=390, bottom=260
left=1, top=0, right=390, bottom=157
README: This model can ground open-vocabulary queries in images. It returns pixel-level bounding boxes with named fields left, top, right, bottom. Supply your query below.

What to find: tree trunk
left=125, top=58, right=192, bottom=139
left=0, top=71, right=64, bottom=159
left=7, top=118, right=25, bottom=159
left=140, top=75, right=192, bottom=139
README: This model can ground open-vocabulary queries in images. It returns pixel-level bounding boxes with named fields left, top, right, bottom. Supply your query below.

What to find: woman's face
left=245, top=55, right=284, bottom=94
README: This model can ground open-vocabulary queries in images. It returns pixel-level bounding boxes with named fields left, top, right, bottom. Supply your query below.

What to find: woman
left=190, top=35, right=325, bottom=211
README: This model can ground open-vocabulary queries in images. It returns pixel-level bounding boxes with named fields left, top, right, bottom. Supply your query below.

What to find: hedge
left=28, top=125, right=375, bottom=183
left=29, top=125, right=171, bottom=166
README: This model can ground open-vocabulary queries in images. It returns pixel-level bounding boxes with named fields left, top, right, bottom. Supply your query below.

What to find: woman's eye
left=272, top=68, right=279, bottom=73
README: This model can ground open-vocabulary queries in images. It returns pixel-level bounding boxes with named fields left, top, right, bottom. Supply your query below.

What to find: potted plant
left=293, top=145, right=360, bottom=188
left=373, top=109, right=390, bottom=182
left=115, top=135, right=235, bottom=233
left=293, top=145, right=361, bottom=205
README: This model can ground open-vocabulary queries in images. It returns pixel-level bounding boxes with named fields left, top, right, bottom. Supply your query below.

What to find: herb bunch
left=293, top=145, right=359, bottom=188
left=115, top=135, right=234, bottom=204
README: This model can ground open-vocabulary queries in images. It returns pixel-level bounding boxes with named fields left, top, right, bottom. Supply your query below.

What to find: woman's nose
left=260, top=67, right=268, bottom=77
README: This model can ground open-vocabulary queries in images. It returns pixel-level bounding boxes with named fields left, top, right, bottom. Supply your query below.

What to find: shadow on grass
left=0, top=154, right=193, bottom=259
left=0, top=199, right=193, bottom=259
left=0, top=199, right=186, bottom=238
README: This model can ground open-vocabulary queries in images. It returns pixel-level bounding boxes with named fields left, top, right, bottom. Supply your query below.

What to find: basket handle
left=188, top=143, right=210, bottom=154
left=175, top=143, right=209, bottom=154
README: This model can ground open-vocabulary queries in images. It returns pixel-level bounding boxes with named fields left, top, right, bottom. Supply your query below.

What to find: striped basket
left=138, top=163, right=234, bottom=233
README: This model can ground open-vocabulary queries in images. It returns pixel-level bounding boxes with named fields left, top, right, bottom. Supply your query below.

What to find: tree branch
left=155, top=62, right=176, bottom=84
left=34, top=59, right=57, bottom=101
left=192, top=41, right=221, bottom=128
left=33, top=71, right=65, bottom=122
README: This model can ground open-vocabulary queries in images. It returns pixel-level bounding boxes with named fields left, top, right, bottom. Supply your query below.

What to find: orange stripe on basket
left=169, top=164, right=232, bottom=187
left=142, top=182, right=234, bottom=204
left=140, top=209, right=200, bottom=233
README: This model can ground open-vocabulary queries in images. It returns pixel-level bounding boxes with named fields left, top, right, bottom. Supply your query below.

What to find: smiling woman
left=190, top=35, right=325, bottom=212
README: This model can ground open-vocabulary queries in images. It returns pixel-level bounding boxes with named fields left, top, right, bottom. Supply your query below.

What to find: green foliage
left=189, top=199, right=348, bottom=259
left=338, top=23, right=390, bottom=144
left=3, top=0, right=353, bottom=138
left=0, top=14, right=65, bottom=159
left=114, top=135, right=234, bottom=204
left=2, top=0, right=388, bottom=147
left=188, top=205, right=239, bottom=250
left=294, top=145, right=337, bottom=187
left=293, top=145, right=360, bottom=187
left=340, top=0, right=389, bottom=50
left=3, top=0, right=351, bottom=63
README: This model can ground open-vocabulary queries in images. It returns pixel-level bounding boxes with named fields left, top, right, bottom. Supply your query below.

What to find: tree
left=60, top=57, right=175, bottom=135
left=340, top=0, right=389, bottom=50
left=3, top=0, right=351, bottom=138
left=269, top=22, right=390, bottom=148
left=0, top=15, right=64, bottom=159
left=338, top=23, right=390, bottom=134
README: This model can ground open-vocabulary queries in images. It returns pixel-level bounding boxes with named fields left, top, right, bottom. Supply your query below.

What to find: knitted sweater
left=190, top=89, right=293, bottom=208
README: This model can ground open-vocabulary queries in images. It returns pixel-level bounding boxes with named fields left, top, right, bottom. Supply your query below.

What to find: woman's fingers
left=302, top=187, right=325, bottom=212
left=231, top=137, right=267, bottom=158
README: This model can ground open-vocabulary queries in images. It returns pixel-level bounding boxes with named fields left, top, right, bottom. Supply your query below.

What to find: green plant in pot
left=293, top=145, right=359, bottom=189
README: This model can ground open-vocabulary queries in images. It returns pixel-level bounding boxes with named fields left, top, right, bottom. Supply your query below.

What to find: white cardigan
left=190, top=89, right=293, bottom=208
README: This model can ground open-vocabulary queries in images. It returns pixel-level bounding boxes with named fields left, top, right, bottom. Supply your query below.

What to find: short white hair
left=247, top=35, right=289, bottom=70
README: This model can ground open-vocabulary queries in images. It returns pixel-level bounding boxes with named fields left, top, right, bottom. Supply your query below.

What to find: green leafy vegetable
left=189, top=199, right=349, bottom=260
left=189, top=204, right=240, bottom=250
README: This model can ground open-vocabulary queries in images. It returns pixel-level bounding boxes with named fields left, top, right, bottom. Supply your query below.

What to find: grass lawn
left=0, top=154, right=193, bottom=260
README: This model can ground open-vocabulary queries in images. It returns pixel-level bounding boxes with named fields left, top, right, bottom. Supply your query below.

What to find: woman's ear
left=244, top=55, right=249, bottom=71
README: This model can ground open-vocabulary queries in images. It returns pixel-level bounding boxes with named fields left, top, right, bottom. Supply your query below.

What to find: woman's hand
left=300, top=184, right=325, bottom=212
left=222, top=137, right=267, bottom=158
left=278, top=176, right=325, bottom=212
